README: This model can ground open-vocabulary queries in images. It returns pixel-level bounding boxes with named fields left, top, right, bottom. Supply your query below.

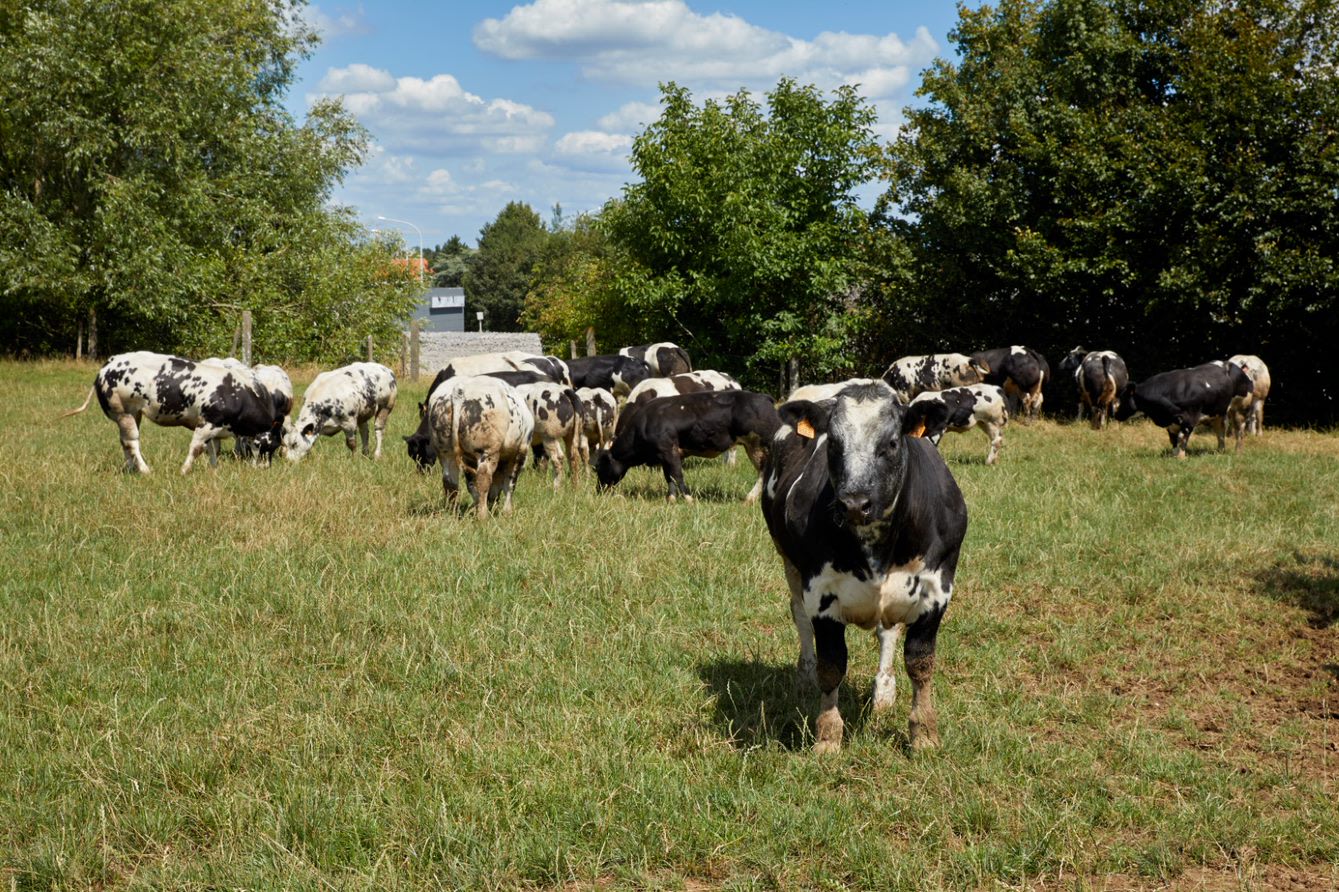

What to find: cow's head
left=612, top=357, right=651, bottom=396
left=779, top=381, right=949, bottom=527
left=283, top=420, right=322, bottom=462
left=1111, top=382, right=1140, bottom=421
left=964, top=356, right=991, bottom=384
left=1058, top=347, right=1086, bottom=378
left=404, top=432, right=436, bottom=471
left=593, top=449, right=626, bottom=490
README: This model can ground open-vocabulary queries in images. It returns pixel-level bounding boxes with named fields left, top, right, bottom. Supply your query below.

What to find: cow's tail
left=450, top=394, right=468, bottom=477
left=61, top=387, right=96, bottom=418
left=1099, top=356, right=1118, bottom=406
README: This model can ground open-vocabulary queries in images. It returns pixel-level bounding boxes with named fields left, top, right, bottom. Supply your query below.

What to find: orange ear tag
left=909, top=420, right=926, bottom=438
left=795, top=418, right=816, bottom=439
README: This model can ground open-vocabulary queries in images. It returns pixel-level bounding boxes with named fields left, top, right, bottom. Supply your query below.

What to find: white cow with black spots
left=428, top=375, right=534, bottom=518
left=911, top=384, right=1009, bottom=465
left=285, top=362, right=397, bottom=461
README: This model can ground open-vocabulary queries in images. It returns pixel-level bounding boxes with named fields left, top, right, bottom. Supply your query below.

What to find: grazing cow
left=577, top=387, right=618, bottom=453
left=625, top=370, right=741, bottom=409
left=881, top=353, right=990, bottom=403
left=786, top=379, right=882, bottom=404
left=1228, top=355, right=1270, bottom=435
left=403, top=368, right=552, bottom=471
left=595, top=390, right=780, bottom=503
left=514, top=382, right=586, bottom=487
left=911, top=384, right=1009, bottom=465
left=1113, top=361, right=1254, bottom=456
left=200, top=359, right=294, bottom=461
left=618, top=342, right=693, bottom=377
left=285, top=362, right=397, bottom=461
left=567, top=354, right=653, bottom=397
left=428, top=375, right=534, bottom=518
left=432, top=351, right=571, bottom=386
left=1059, top=348, right=1129, bottom=429
left=62, top=351, right=284, bottom=474
left=762, top=380, right=964, bottom=753
left=969, top=346, right=1049, bottom=422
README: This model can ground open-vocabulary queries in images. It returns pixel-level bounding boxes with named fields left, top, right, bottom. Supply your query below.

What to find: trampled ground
left=1, top=361, right=1336, bottom=890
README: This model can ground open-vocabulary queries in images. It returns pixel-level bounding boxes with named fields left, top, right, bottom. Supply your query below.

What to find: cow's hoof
left=813, top=737, right=842, bottom=755
left=682, top=494, right=694, bottom=504
left=872, top=679, right=897, bottom=712
left=909, top=725, right=940, bottom=752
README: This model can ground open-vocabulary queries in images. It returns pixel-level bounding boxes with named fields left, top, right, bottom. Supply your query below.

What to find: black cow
left=1113, top=361, right=1254, bottom=456
left=618, top=342, right=693, bottom=377
left=404, top=368, right=550, bottom=471
left=62, top=351, right=284, bottom=474
left=970, top=346, right=1049, bottom=422
left=1059, top=348, right=1130, bottom=429
left=762, top=380, right=964, bottom=753
left=567, top=354, right=652, bottom=396
left=594, top=390, right=780, bottom=502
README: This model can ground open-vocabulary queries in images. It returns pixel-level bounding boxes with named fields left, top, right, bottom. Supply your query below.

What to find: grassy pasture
left=1, top=359, right=1336, bottom=890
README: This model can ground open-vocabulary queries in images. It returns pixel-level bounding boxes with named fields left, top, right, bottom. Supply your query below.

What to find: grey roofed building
left=410, top=287, right=465, bottom=332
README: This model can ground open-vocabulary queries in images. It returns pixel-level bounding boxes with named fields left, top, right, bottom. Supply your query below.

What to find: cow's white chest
left=805, top=560, right=950, bottom=630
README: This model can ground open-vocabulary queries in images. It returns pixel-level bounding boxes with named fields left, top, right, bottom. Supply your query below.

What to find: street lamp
left=376, top=215, right=424, bottom=284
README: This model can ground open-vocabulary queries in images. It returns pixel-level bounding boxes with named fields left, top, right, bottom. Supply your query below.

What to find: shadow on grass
left=696, top=658, right=872, bottom=751
left=613, top=479, right=749, bottom=504
left=1254, top=551, right=1339, bottom=629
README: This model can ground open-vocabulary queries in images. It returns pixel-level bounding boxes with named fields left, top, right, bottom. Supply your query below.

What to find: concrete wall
left=414, top=331, right=546, bottom=374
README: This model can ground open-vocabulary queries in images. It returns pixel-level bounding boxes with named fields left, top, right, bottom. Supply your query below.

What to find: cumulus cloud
left=473, top=0, right=937, bottom=98
left=303, top=4, right=371, bottom=39
left=313, top=65, right=556, bottom=154
left=596, top=101, right=661, bottom=132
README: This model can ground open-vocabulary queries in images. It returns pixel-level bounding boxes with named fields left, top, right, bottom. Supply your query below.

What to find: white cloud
left=473, top=0, right=937, bottom=98
left=555, top=131, right=633, bottom=155
left=313, top=65, right=556, bottom=154
left=303, top=4, right=370, bottom=40
left=596, top=101, right=660, bottom=132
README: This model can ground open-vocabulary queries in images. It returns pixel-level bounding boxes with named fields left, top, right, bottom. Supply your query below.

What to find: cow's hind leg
left=473, top=456, right=496, bottom=519
left=812, top=616, right=848, bottom=754
left=542, top=437, right=565, bottom=489
left=984, top=424, right=1002, bottom=465
left=440, top=458, right=461, bottom=510
left=357, top=420, right=371, bottom=456
left=905, top=608, right=945, bottom=751
left=873, top=622, right=904, bottom=711
left=116, top=414, right=150, bottom=474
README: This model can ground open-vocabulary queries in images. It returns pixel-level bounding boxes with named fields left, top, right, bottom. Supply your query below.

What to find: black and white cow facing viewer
left=762, top=380, right=966, bottom=753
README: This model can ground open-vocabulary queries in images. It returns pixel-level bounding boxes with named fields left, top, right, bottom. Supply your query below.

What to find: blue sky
left=286, top=1, right=966, bottom=250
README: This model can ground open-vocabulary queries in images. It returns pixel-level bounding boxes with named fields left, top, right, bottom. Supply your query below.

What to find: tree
left=884, top=0, right=1339, bottom=423
left=463, top=202, right=550, bottom=331
left=521, top=215, right=638, bottom=349
left=598, top=79, right=881, bottom=387
left=429, top=236, right=473, bottom=288
left=0, top=0, right=419, bottom=360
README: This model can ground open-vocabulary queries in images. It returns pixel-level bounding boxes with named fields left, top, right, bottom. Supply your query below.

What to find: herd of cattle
left=61, top=341, right=1273, bottom=752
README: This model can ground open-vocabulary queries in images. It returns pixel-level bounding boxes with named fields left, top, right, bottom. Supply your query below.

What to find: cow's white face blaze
left=825, top=386, right=910, bottom=526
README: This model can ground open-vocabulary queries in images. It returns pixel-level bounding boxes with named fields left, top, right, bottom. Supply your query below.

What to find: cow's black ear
left=778, top=400, right=831, bottom=439
left=903, top=398, right=950, bottom=440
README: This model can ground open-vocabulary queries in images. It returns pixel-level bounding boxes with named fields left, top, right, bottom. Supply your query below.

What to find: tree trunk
left=87, top=307, right=98, bottom=361
left=241, top=310, right=252, bottom=365
left=585, top=326, right=597, bottom=356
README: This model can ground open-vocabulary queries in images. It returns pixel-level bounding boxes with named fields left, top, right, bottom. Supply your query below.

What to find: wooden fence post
left=76, top=322, right=84, bottom=361
left=585, top=326, right=597, bottom=356
left=409, top=322, right=420, bottom=381
left=241, top=310, right=252, bottom=365
left=570, top=340, right=579, bottom=359
left=366, top=335, right=374, bottom=362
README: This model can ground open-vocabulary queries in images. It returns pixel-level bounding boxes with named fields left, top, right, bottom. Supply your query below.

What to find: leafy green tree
left=521, top=215, right=638, bottom=349
left=884, top=0, right=1339, bottom=422
left=598, top=79, right=881, bottom=387
left=0, top=0, right=418, bottom=360
left=429, top=236, right=473, bottom=288
left=463, top=202, right=550, bottom=331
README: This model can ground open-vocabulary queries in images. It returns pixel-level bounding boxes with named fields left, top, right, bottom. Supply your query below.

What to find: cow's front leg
left=873, top=622, right=905, bottom=711
left=661, top=448, right=690, bottom=503
left=373, top=408, right=391, bottom=458
left=182, top=426, right=221, bottom=474
left=812, top=616, right=848, bottom=754
left=784, top=561, right=815, bottom=689
left=357, top=420, right=371, bottom=456
left=342, top=422, right=358, bottom=454
left=905, top=608, right=944, bottom=751
left=1210, top=415, right=1227, bottom=451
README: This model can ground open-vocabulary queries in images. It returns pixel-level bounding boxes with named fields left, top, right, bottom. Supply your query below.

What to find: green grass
left=1, top=360, right=1337, bottom=890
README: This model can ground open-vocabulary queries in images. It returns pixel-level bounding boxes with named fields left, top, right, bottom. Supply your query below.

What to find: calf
left=595, top=390, right=780, bottom=503
left=1227, top=355, right=1270, bottom=435
left=285, top=362, right=397, bottom=461
left=762, top=380, right=963, bottom=753
left=911, top=384, right=1009, bottom=465
left=577, top=387, right=618, bottom=453
left=428, top=375, right=534, bottom=518
left=1113, top=361, right=1253, bottom=456
left=618, top=342, right=693, bottom=376
left=1060, top=348, right=1129, bottom=429
left=514, top=382, right=586, bottom=487
left=881, top=353, right=989, bottom=403
left=969, top=346, right=1049, bottom=422
left=62, top=351, right=283, bottom=474
left=567, top=354, right=652, bottom=396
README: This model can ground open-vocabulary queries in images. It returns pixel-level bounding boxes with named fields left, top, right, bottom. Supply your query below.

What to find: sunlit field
left=1, top=360, right=1336, bottom=890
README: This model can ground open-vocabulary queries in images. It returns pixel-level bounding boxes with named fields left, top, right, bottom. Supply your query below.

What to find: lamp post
left=376, top=215, right=424, bottom=284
